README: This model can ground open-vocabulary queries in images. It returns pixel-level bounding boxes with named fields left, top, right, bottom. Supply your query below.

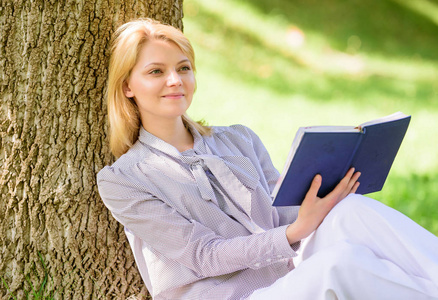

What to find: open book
left=272, top=112, right=411, bottom=206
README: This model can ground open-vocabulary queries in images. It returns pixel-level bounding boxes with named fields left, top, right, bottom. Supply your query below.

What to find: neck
left=142, top=116, right=194, bottom=152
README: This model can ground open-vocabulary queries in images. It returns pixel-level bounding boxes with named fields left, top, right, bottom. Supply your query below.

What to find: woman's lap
left=251, top=194, right=438, bottom=300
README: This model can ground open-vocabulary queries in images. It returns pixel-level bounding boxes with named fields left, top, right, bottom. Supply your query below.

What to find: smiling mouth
left=162, top=93, right=184, bottom=99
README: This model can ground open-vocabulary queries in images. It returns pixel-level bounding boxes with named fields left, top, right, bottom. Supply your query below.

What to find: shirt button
left=254, top=263, right=261, bottom=267
left=266, top=258, right=272, bottom=263
left=277, top=255, right=283, bottom=258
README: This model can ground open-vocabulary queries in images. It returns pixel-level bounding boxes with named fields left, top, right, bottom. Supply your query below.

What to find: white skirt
left=251, top=194, right=438, bottom=300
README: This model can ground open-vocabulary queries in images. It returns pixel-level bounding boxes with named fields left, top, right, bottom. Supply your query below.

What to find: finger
left=330, top=168, right=355, bottom=196
left=304, top=174, right=322, bottom=201
left=341, top=167, right=355, bottom=186
left=352, top=171, right=361, bottom=181
left=345, top=167, right=356, bottom=180
left=350, top=181, right=360, bottom=194
left=338, top=171, right=361, bottom=199
left=346, top=171, right=361, bottom=190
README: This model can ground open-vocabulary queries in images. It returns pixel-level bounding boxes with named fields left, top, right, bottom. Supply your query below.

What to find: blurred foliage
left=183, top=0, right=438, bottom=234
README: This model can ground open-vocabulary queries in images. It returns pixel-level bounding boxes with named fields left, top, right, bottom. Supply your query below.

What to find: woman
left=97, top=19, right=438, bottom=300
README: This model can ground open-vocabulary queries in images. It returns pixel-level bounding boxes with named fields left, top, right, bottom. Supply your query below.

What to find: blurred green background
left=183, top=0, right=438, bottom=234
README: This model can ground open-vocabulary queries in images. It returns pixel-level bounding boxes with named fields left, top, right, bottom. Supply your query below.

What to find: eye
left=179, top=65, right=191, bottom=72
left=149, top=69, right=162, bottom=74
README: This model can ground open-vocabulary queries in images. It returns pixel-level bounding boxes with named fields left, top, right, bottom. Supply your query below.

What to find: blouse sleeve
left=240, top=126, right=280, bottom=194
left=97, top=166, right=297, bottom=278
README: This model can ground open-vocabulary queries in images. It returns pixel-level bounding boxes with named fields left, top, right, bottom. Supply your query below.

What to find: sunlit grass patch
left=371, top=172, right=438, bottom=235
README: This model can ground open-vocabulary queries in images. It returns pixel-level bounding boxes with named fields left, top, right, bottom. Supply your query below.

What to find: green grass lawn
left=183, top=0, right=438, bottom=234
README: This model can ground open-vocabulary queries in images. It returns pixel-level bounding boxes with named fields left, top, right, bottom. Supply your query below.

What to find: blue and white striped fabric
left=97, top=124, right=300, bottom=300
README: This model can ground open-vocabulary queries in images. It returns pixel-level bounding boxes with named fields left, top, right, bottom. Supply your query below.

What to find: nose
left=166, top=70, right=182, bottom=87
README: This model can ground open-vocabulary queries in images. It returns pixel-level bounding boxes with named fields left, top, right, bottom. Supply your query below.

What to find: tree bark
left=0, top=0, right=183, bottom=298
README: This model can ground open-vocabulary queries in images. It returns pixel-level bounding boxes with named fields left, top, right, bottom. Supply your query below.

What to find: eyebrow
left=144, top=59, right=190, bottom=68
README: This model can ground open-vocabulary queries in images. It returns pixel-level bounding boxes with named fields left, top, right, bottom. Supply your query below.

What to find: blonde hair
left=107, top=18, right=211, bottom=158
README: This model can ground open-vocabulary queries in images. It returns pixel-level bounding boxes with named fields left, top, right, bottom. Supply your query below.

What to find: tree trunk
left=0, top=0, right=183, bottom=298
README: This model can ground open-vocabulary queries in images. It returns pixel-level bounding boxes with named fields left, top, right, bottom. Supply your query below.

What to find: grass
left=183, top=0, right=438, bottom=234
left=0, top=252, right=118, bottom=299
left=1, top=253, right=55, bottom=300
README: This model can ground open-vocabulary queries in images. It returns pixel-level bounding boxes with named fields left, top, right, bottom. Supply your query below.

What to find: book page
left=360, top=112, right=408, bottom=128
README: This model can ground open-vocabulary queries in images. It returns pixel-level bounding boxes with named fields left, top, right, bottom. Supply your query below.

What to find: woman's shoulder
left=210, top=124, right=258, bottom=144
left=97, top=140, right=151, bottom=180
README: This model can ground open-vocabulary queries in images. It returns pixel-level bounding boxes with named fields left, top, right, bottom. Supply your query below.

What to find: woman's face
left=124, top=39, right=195, bottom=126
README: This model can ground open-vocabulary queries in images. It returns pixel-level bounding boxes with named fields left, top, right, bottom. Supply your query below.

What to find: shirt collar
left=137, top=123, right=208, bottom=157
left=137, top=124, right=261, bottom=223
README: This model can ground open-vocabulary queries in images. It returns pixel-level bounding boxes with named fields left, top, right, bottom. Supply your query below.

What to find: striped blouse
left=97, top=124, right=300, bottom=300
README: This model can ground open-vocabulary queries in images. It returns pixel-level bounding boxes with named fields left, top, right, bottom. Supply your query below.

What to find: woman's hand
left=286, top=168, right=361, bottom=245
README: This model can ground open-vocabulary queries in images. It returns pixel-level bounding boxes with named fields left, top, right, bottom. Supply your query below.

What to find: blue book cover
left=272, top=112, right=411, bottom=206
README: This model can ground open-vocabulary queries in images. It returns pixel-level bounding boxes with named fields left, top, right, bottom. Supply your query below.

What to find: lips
left=162, top=93, right=184, bottom=99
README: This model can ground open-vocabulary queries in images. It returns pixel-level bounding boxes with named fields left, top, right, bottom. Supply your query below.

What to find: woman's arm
left=242, top=126, right=280, bottom=194
left=97, top=169, right=297, bottom=278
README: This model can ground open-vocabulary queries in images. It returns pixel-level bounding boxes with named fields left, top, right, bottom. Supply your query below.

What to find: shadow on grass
left=238, top=0, right=438, bottom=60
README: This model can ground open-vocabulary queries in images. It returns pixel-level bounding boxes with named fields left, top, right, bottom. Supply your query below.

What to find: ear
left=123, top=81, right=135, bottom=98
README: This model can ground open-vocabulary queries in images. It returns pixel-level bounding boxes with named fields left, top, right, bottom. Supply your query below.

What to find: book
left=272, top=112, right=411, bottom=206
